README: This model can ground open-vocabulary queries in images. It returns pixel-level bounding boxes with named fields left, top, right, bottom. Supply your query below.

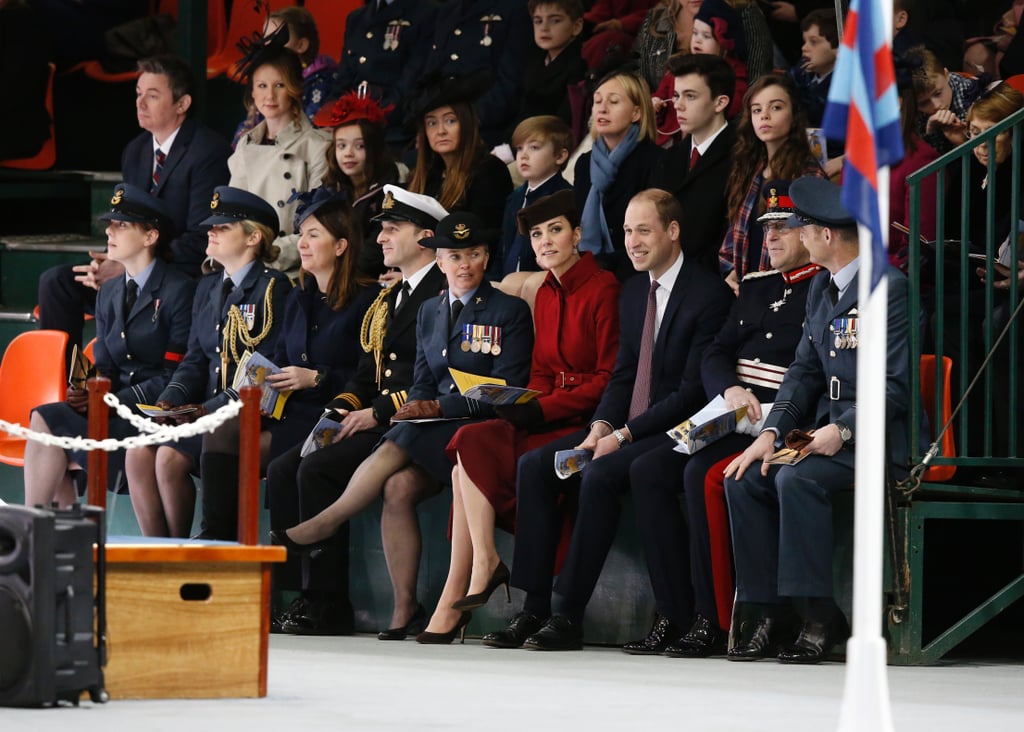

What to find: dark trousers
left=265, top=432, right=380, bottom=598
left=38, top=263, right=96, bottom=368
left=725, top=455, right=853, bottom=603
left=511, top=428, right=672, bottom=622
left=679, top=433, right=754, bottom=624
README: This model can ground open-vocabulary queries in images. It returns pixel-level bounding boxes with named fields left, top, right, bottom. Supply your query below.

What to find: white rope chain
left=0, top=393, right=243, bottom=451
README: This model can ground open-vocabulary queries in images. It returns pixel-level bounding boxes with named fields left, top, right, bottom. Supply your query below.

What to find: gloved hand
left=391, top=399, right=442, bottom=421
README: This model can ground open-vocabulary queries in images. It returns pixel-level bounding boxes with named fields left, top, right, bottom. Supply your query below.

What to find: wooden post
left=86, top=376, right=111, bottom=508
left=237, top=385, right=261, bottom=545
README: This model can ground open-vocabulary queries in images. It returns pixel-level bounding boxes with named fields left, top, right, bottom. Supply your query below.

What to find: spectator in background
left=333, top=0, right=439, bottom=148
left=689, top=0, right=747, bottom=117
left=759, top=1, right=834, bottom=69
left=584, top=0, right=660, bottom=70
left=500, top=115, right=575, bottom=276
left=575, top=69, right=666, bottom=279
left=229, top=43, right=332, bottom=276
left=654, top=54, right=737, bottom=272
left=233, top=7, right=338, bottom=147
left=406, top=74, right=513, bottom=275
left=309, top=90, right=402, bottom=280
left=891, top=0, right=922, bottom=58
left=38, top=54, right=230, bottom=368
left=423, top=0, right=531, bottom=144
left=787, top=8, right=838, bottom=130
left=908, top=44, right=981, bottom=154
left=508, top=0, right=588, bottom=135
left=730, top=0, right=773, bottom=84
left=719, top=73, right=824, bottom=293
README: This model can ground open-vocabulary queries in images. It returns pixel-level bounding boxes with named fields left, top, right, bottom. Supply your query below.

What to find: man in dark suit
left=654, top=53, right=737, bottom=273
left=332, top=0, right=440, bottom=147
left=38, top=54, right=231, bottom=367
left=723, top=176, right=912, bottom=664
left=266, top=185, right=449, bottom=636
left=484, top=189, right=733, bottom=650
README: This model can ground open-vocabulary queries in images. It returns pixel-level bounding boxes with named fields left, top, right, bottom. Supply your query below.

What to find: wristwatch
left=612, top=429, right=630, bottom=449
left=312, top=369, right=324, bottom=388
left=834, top=420, right=853, bottom=444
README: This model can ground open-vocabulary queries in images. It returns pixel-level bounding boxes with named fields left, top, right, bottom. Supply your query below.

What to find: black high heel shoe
left=377, top=603, right=427, bottom=641
left=268, top=529, right=326, bottom=560
left=415, top=611, right=472, bottom=645
left=451, top=562, right=511, bottom=611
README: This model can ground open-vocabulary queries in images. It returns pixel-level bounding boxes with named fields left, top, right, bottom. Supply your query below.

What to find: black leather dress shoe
left=621, top=613, right=683, bottom=655
left=777, top=613, right=850, bottom=665
left=481, top=611, right=545, bottom=649
left=377, top=603, right=427, bottom=641
left=281, top=598, right=355, bottom=636
left=664, top=613, right=727, bottom=658
left=728, top=616, right=787, bottom=661
left=523, top=614, right=583, bottom=651
left=271, top=596, right=309, bottom=634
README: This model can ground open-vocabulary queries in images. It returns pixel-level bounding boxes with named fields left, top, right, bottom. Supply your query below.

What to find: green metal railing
left=891, top=107, right=1024, bottom=664
left=907, top=105, right=1024, bottom=497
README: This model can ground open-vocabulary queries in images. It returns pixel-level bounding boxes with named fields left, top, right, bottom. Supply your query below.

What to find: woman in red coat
left=415, top=190, right=621, bottom=642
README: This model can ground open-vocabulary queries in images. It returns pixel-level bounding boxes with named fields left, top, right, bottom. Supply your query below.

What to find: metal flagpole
left=837, top=2, right=895, bottom=728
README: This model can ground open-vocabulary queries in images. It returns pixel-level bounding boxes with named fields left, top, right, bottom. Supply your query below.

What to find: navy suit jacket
left=653, top=123, right=736, bottom=273
left=499, top=174, right=572, bottom=277
left=594, top=255, right=733, bottom=440
left=764, top=267, right=912, bottom=471
left=121, top=117, right=231, bottom=276
left=93, top=258, right=196, bottom=408
left=409, top=278, right=533, bottom=418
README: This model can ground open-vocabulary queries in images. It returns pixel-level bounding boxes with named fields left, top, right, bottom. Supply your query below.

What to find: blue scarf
left=579, top=123, right=642, bottom=255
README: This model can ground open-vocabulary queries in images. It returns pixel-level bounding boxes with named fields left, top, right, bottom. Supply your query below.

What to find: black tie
left=124, top=279, right=139, bottom=313
left=827, top=278, right=839, bottom=307
left=396, top=280, right=411, bottom=312
left=450, top=298, right=464, bottom=328
left=221, top=277, right=235, bottom=308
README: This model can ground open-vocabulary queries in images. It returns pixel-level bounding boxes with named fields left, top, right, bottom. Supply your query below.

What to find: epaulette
left=741, top=269, right=781, bottom=282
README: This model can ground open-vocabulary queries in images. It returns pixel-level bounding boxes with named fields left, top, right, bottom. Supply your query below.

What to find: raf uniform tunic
left=383, top=278, right=533, bottom=483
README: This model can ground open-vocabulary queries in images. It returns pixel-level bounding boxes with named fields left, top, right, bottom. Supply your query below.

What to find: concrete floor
left=3, top=635, right=1022, bottom=731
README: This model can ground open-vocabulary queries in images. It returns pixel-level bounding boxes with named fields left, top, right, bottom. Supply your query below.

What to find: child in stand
left=786, top=8, right=842, bottom=171
left=907, top=44, right=981, bottom=155
left=786, top=9, right=837, bottom=129
left=499, top=115, right=574, bottom=276
left=513, top=0, right=588, bottom=132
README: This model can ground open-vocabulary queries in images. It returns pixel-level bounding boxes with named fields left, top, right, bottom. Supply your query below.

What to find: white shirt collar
left=652, top=250, right=684, bottom=337
left=153, top=124, right=182, bottom=156
left=404, top=260, right=436, bottom=294
left=692, top=121, right=728, bottom=157
left=832, top=256, right=860, bottom=299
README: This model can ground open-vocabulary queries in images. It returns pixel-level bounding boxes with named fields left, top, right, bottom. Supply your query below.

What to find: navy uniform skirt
left=384, top=418, right=484, bottom=485
left=32, top=401, right=138, bottom=490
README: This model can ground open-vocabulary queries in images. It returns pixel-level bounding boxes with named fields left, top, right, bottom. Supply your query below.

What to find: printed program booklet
left=448, top=367, right=543, bottom=405
left=233, top=351, right=291, bottom=419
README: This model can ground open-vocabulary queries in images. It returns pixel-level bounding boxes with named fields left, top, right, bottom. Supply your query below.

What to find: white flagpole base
left=837, top=635, right=894, bottom=732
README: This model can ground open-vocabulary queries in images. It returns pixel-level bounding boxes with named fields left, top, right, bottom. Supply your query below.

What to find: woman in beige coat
left=230, top=45, right=331, bottom=277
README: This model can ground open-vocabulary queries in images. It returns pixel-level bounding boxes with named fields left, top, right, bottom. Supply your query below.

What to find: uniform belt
left=555, top=371, right=594, bottom=388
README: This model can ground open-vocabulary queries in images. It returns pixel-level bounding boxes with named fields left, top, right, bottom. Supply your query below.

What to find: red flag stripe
left=846, top=104, right=878, bottom=187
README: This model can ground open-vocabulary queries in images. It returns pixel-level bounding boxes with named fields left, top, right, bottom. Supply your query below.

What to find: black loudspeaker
left=0, top=504, right=107, bottom=707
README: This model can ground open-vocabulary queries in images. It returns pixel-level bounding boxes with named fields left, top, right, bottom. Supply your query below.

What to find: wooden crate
left=102, top=543, right=285, bottom=699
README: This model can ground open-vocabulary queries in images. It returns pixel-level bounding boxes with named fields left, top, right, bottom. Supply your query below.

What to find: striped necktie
left=152, top=149, right=166, bottom=191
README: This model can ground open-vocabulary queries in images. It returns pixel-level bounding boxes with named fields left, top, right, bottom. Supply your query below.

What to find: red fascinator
left=314, top=83, right=395, bottom=128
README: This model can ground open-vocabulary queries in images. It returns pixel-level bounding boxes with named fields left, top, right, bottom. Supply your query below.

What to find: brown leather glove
left=66, top=387, right=89, bottom=414
left=391, top=399, right=442, bottom=421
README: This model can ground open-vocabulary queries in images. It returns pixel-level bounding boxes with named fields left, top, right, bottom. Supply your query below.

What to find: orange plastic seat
left=0, top=330, right=69, bottom=466
left=0, top=63, right=56, bottom=171
left=32, top=305, right=93, bottom=322
left=919, top=354, right=957, bottom=482
left=83, top=337, right=97, bottom=364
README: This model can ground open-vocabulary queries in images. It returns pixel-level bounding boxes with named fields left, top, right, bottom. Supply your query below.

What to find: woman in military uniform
left=271, top=211, right=534, bottom=642
left=230, top=40, right=332, bottom=276
left=421, top=190, right=621, bottom=642
left=124, top=186, right=291, bottom=539
left=24, top=183, right=195, bottom=524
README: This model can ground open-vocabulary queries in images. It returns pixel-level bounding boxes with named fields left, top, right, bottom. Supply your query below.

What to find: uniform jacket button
left=126, top=354, right=132, bottom=360
left=366, top=31, right=373, bottom=39
left=284, top=171, right=292, bottom=180
left=382, top=389, right=389, bottom=395
left=454, top=28, right=462, bottom=35
left=384, top=369, right=392, bottom=377
left=277, top=200, right=285, bottom=208
left=450, top=53, right=459, bottom=61
left=301, top=353, right=308, bottom=362
left=389, top=352, right=397, bottom=361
